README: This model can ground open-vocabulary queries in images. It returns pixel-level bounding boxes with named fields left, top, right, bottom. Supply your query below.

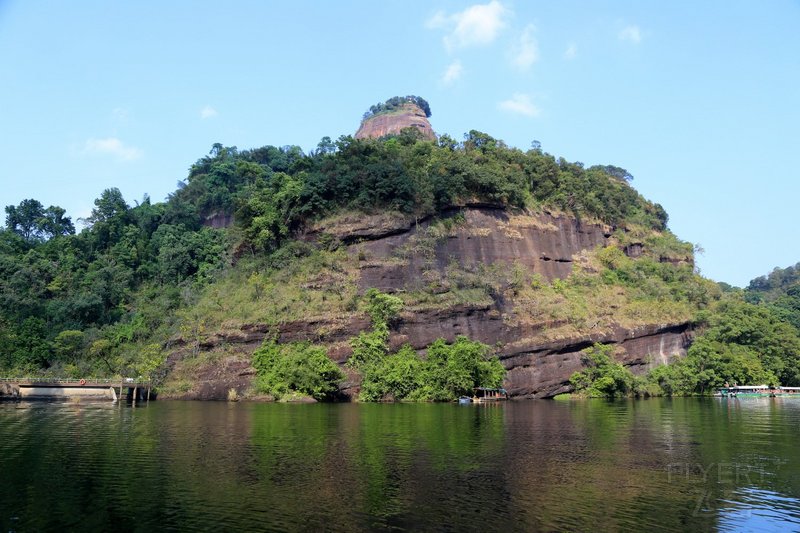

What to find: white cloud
left=511, top=25, right=538, bottom=71
left=498, top=93, right=540, bottom=118
left=618, top=25, right=642, bottom=44
left=82, top=137, right=142, bottom=161
left=564, top=42, right=578, bottom=60
left=427, top=1, right=508, bottom=50
left=442, top=60, right=464, bottom=85
left=200, top=105, right=218, bottom=119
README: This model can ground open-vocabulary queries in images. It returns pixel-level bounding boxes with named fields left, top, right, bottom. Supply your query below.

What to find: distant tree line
left=746, top=262, right=800, bottom=332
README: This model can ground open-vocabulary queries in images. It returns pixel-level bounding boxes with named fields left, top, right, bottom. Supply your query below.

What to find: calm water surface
left=1, top=398, right=799, bottom=532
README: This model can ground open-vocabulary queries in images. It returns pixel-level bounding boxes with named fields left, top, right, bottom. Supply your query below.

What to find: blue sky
left=1, top=0, right=798, bottom=286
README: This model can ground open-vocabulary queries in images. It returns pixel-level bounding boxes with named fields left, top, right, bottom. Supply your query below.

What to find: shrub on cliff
left=358, top=345, right=425, bottom=401
left=348, top=288, right=403, bottom=370
left=252, top=339, right=343, bottom=401
left=412, top=336, right=506, bottom=401
left=349, top=289, right=505, bottom=401
left=570, top=343, right=642, bottom=398
left=358, top=336, right=505, bottom=402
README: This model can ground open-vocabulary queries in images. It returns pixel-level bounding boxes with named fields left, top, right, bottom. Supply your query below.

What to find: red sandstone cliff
left=355, top=103, right=436, bottom=141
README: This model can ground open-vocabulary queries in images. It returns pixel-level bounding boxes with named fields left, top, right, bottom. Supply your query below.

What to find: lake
left=1, top=398, right=799, bottom=532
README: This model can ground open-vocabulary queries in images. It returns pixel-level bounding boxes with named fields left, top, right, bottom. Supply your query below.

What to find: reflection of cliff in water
left=2, top=400, right=800, bottom=531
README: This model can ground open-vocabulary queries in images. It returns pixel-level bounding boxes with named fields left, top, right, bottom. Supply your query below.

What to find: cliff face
left=326, top=207, right=691, bottom=398
left=168, top=207, right=693, bottom=400
left=355, top=103, right=436, bottom=141
left=345, top=208, right=612, bottom=289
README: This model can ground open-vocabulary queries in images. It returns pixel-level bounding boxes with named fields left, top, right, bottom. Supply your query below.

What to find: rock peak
left=355, top=101, right=436, bottom=141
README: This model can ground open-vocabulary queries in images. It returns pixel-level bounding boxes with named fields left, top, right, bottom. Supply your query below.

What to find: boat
left=471, top=387, right=509, bottom=403
left=717, top=385, right=769, bottom=397
left=717, top=385, right=800, bottom=398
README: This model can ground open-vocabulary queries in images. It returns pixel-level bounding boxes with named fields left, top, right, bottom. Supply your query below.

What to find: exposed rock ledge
left=169, top=308, right=690, bottom=400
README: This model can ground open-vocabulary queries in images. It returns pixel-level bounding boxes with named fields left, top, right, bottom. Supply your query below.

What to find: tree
left=131, top=343, right=166, bottom=381
left=252, top=339, right=343, bottom=401
left=52, top=330, right=85, bottom=361
left=463, top=130, right=497, bottom=152
left=3, top=199, right=69, bottom=242
left=421, top=336, right=505, bottom=400
left=40, top=206, right=75, bottom=238
left=88, top=338, right=117, bottom=374
left=363, top=288, right=403, bottom=326
left=314, top=136, right=336, bottom=156
left=570, top=343, right=638, bottom=397
left=589, top=165, right=634, bottom=182
left=87, top=188, right=129, bottom=225
left=237, top=172, right=303, bottom=252
left=5, top=199, right=45, bottom=241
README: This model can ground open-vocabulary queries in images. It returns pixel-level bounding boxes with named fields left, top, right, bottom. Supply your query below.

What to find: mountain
left=1, top=97, right=734, bottom=401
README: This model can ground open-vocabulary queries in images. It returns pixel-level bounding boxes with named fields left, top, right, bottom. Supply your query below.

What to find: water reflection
left=1, top=398, right=800, bottom=531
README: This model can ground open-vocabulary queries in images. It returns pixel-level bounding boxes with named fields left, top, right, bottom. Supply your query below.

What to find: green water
left=1, top=398, right=799, bottom=532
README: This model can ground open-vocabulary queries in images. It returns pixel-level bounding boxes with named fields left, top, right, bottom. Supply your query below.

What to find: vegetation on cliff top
left=362, top=95, right=432, bottom=120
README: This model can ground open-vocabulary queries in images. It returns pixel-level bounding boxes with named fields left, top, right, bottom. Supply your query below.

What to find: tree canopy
left=362, top=95, right=432, bottom=120
left=5, top=199, right=75, bottom=242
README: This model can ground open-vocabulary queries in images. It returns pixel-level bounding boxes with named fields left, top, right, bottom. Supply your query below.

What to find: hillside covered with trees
left=1, top=110, right=798, bottom=400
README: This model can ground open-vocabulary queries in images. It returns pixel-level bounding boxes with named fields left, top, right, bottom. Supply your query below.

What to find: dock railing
left=0, top=377, right=151, bottom=386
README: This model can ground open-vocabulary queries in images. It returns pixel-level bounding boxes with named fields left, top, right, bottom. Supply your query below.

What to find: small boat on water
left=717, top=385, right=800, bottom=398
left=717, top=385, right=769, bottom=397
left=471, top=387, right=509, bottom=403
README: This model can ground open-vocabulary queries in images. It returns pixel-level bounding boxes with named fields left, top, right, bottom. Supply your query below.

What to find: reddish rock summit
left=355, top=103, right=436, bottom=141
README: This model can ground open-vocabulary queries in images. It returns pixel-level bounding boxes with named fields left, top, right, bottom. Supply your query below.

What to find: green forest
left=2, top=122, right=798, bottom=400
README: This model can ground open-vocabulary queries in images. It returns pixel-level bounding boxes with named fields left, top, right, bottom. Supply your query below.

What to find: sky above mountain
left=1, top=0, right=798, bottom=286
